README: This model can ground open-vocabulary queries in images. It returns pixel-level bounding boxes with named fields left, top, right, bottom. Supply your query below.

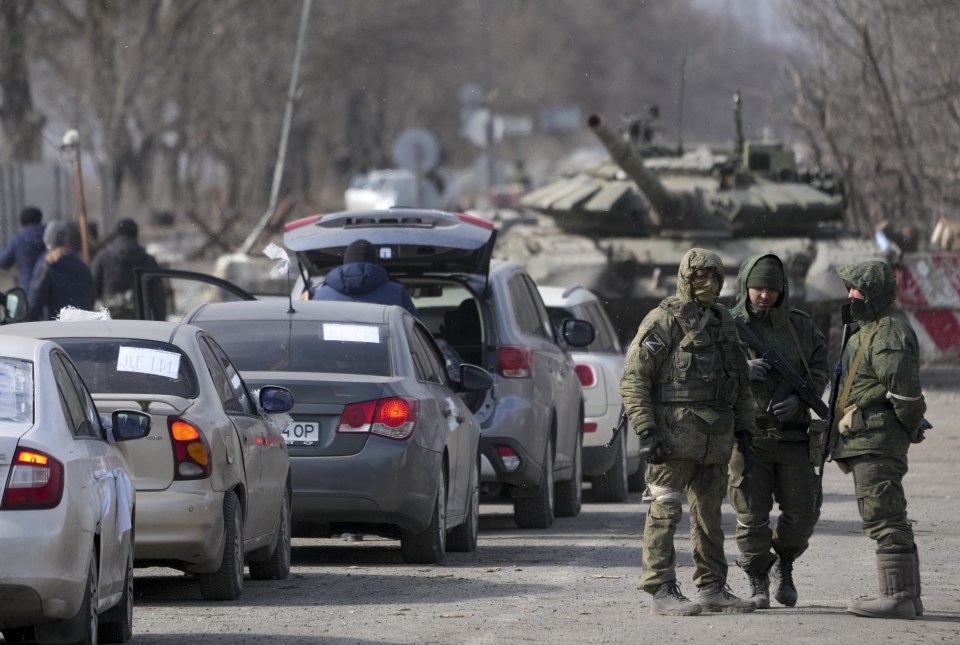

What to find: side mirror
left=110, top=410, right=152, bottom=441
left=458, top=364, right=494, bottom=392
left=562, top=318, right=595, bottom=348
left=4, top=288, right=28, bottom=323
left=260, top=385, right=294, bottom=412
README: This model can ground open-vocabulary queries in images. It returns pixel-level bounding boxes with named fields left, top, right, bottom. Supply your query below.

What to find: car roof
left=1, top=319, right=189, bottom=343
left=187, top=299, right=398, bottom=325
left=0, top=334, right=51, bottom=361
left=537, top=284, right=600, bottom=308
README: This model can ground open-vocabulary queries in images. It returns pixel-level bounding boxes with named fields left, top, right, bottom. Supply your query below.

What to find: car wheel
left=401, top=468, right=448, bottom=564
left=98, top=547, right=133, bottom=643
left=73, top=546, right=99, bottom=645
left=554, top=430, right=583, bottom=517
left=447, top=453, right=480, bottom=553
left=513, top=436, right=555, bottom=529
left=592, top=428, right=629, bottom=503
left=249, top=488, right=292, bottom=580
left=199, top=491, right=244, bottom=600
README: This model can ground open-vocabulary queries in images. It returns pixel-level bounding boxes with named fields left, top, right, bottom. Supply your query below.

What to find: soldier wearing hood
left=728, top=254, right=828, bottom=609
left=833, top=261, right=926, bottom=620
left=620, top=248, right=758, bottom=616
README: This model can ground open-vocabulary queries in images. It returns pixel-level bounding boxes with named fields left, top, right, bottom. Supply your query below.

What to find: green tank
left=505, top=93, right=881, bottom=344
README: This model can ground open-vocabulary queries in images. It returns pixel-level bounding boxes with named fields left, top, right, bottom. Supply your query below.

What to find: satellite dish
left=392, top=128, right=440, bottom=173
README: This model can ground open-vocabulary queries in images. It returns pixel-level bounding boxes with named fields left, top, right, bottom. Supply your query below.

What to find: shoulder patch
left=641, top=332, right=666, bottom=355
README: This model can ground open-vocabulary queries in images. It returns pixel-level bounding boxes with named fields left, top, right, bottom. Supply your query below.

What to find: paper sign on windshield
left=322, top=323, right=380, bottom=344
left=116, top=347, right=181, bottom=379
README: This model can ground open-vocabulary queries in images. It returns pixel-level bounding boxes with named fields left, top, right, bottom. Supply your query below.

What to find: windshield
left=0, top=358, right=33, bottom=423
left=198, top=320, right=392, bottom=376
left=53, top=338, right=199, bottom=398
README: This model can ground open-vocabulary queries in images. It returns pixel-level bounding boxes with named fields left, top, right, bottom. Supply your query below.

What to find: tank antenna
left=677, top=46, right=687, bottom=155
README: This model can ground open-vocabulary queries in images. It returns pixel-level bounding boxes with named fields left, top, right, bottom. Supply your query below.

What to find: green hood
left=676, top=247, right=724, bottom=303
left=731, top=253, right=790, bottom=325
left=836, top=261, right=896, bottom=322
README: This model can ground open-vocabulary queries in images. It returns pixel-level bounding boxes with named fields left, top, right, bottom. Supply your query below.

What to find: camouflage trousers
left=641, top=459, right=728, bottom=594
left=728, top=440, right=820, bottom=575
left=837, top=454, right=915, bottom=553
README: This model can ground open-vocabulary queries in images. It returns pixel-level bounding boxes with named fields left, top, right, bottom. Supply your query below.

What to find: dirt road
left=120, top=367, right=960, bottom=644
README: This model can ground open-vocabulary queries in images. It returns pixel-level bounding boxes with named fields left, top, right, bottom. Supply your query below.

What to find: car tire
left=513, top=436, right=554, bottom=529
left=75, top=545, right=99, bottom=645
left=199, top=491, right=244, bottom=601
left=447, top=453, right=480, bottom=553
left=592, top=428, right=629, bottom=503
left=249, top=488, right=292, bottom=581
left=554, top=429, right=583, bottom=517
left=400, top=469, right=447, bottom=564
left=98, top=547, right=134, bottom=643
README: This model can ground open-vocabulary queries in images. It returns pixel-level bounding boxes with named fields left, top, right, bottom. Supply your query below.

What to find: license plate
left=282, top=420, right=319, bottom=444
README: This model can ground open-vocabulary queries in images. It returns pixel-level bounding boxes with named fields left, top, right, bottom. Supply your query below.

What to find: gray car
left=283, top=208, right=594, bottom=529
left=181, top=299, right=491, bottom=564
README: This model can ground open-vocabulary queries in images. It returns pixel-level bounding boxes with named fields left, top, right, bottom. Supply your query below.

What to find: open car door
left=134, top=268, right=257, bottom=321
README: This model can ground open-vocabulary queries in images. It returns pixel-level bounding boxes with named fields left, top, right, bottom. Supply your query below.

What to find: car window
left=410, top=322, right=448, bottom=385
left=508, top=274, right=551, bottom=339
left=51, top=352, right=100, bottom=438
left=198, top=335, right=255, bottom=415
left=587, top=301, right=623, bottom=354
left=53, top=337, right=200, bottom=398
left=0, top=358, right=33, bottom=423
left=198, top=320, right=392, bottom=376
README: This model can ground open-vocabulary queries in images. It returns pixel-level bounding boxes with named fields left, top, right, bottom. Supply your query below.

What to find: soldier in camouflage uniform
left=832, top=261, right=926, bottom=619
left=620, top=248, right=758, bottom=616
left=728, top=254, right=828, bottom=609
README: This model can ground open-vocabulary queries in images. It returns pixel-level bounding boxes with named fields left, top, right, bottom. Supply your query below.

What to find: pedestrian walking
left=728, top=254, right=829, bottom=608
left=91, top=218, right=166, bottom=319
left=28, top=221, right=95, bottom=321
left=0, top=206, right=47, bottom=292
left=620, top=247, right=758, bottom=616
left=831, top=260, right=927, bottom=619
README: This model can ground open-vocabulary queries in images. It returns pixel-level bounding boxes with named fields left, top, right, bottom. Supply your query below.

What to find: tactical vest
left=655, top=298, right=741, bottom=406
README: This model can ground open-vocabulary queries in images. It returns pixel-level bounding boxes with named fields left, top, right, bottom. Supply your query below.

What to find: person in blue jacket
left=312, top=238, right=418, bottom=316
left=0, top=206, right=47, bottom=291
left=28, top=221, right=96, bottom=321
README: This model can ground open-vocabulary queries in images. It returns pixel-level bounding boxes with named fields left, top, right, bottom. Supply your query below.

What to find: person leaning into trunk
left=728, top=254, right=828, bottom=609
left=619, top=247, right=758, bottom=616
left=831, top=261, right=927, bottom=619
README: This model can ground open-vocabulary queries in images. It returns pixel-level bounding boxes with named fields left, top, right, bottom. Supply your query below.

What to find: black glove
left=747, top=358, right=770, bottom=382
left=637, top=429, right=671, bottom=465
left=735, top=430, right=754, bottom=476
left=771, top=394, right=802, bottom=422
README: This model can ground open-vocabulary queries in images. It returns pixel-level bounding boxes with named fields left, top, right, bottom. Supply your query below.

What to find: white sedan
left=0, top=335, right=151, bottom=645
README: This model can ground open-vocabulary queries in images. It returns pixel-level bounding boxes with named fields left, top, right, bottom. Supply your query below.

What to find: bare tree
left=0, top=0, right=46, bottom=160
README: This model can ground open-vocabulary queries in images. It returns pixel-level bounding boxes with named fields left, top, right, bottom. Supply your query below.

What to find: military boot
left=911, top=548, right=923, bottom=617
left=650, top=582, right=703, bottom=616
left=847, top=552, right=919, bottom=620
left=746, top=567, right=771, bottom=610
left=696, top=582, right=756, bottom=614
left=771, top=555, right=797, bottom=607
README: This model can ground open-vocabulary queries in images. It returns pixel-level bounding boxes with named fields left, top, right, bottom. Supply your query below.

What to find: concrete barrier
left=897, top=253, right=960, bottom=364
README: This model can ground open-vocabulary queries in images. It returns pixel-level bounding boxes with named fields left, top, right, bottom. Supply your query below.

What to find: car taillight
left=454, top=212, right=495, bottom=230
left=497, top=346, right=532, bottom=378
left=170, top=418, right=212, bottom=480
left=337, top=397, right=419, bottom=440
left=283, top=213, right=325, bottom=232
left=575, top=364, right=597, bottom=388
left=1, top=448, right=64, bottom=510
left=497, top=446, right=520, bottom=471
left=584, top=422, right=598, bottom=433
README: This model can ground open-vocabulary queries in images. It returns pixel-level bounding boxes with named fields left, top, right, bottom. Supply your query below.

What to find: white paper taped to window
left=116, top=346, right=181, bottom=378
left=323, top=323, right=380, bottom=344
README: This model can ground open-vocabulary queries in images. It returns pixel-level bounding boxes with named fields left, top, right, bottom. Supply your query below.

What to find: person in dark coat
left=28, top=221, right=96, bottom=321
left=311, top=238, right=418, bottom=316
left=91, top=218, right=166, bottom=319
left=0, top=206, right=47, bottom=291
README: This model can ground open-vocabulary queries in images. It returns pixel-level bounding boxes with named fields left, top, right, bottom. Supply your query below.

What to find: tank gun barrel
left=587, top=113, right=678, bottom=226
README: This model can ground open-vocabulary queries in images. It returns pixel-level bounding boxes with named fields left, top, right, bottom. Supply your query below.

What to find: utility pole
left=60, top=128, right=90, bottom=263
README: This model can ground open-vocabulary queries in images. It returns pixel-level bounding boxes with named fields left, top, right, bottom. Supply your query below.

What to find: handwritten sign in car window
left=116, top=347, right=181, bottom=379
left=322, top=323, right=380, bottom=344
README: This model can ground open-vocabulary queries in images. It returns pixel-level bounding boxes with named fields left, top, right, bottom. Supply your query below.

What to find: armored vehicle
left=506, top=93, right=881, bottom=345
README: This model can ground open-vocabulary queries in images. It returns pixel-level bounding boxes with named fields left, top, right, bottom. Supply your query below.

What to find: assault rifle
left=606, top=407, right=629, bottom=449
left=734, top=318, right=829, bottom=420
left=814, top=318, right=851, bottom=512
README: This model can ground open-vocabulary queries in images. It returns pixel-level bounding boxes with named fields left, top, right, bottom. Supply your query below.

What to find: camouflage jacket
left=831, top=261, right=926, bottom=459
left=619, top=248, right=757, bottom=465
left=732, top=254, right=829, bottom=444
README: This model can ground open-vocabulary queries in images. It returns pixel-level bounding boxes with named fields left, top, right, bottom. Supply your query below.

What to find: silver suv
left=283, top=208, right=594, bottom=528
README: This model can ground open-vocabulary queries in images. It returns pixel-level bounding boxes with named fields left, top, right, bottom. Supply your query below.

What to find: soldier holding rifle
left=728, top=254, right=829, bottom=609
